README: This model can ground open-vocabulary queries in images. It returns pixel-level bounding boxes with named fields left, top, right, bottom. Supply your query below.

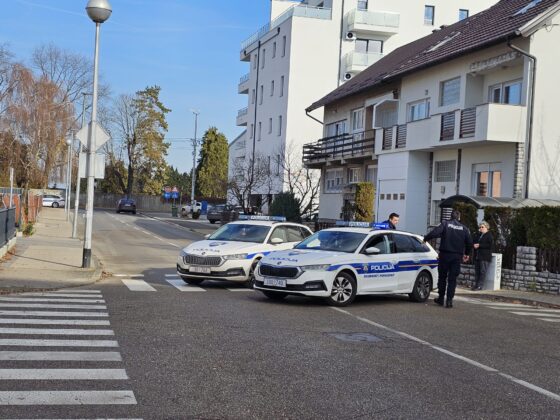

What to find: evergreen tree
left=195, top=127, right=228, bottom=198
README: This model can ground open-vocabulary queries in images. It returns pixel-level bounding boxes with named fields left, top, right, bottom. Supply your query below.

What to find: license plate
left=190, top=266, right=211, bottom=274
left=264, top=277, right=287, bottom=288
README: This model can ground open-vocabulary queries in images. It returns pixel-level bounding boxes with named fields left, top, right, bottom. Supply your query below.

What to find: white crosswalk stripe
left=122, top=276, right=253, bottom=293
left=121, top=279, right=156, bottom=291
left=56, top=289, right=102, bottom=293
left=0, top=291, right=137, bottom=412
left=165, top=279, right=206, bottom=292
left=538, top=318, right=560, bottom=323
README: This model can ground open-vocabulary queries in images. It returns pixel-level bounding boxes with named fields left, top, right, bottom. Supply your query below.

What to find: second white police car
left=177, top=216, right=313, bottom=287
left=254, top=221, right=439, bottom=306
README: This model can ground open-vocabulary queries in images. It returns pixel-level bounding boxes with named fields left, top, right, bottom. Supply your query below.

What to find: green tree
left=269, top=192, right=301, bottom=222
left=195, top=127, right=228, bottom=198
left=354, top=182, right=375, bottom=222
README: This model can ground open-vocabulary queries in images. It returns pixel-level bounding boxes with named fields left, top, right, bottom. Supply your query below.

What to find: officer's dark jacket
left=424, top=219, right=473, bottom=255
left=473, top=232, right=493, bottom=262
left=382, top=220, right=396, bottom=230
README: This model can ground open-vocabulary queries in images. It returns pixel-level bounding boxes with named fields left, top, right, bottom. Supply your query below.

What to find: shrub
left=22, top=222, right=34, bottom=237
left=354, top=182, right=374, bottom=222
left=269, top=192, right=301, bottom=222
left=453, top=202, right=478, bottom=235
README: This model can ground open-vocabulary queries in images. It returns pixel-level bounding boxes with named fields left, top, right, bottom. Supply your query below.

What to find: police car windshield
left=294, top=231, right=366, bottom=253
left=208, top=223, right=270, bottom=243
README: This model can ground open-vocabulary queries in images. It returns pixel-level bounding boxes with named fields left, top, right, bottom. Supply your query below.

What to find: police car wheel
left=262, top=290, right=287, bottom=301
left=409, top=272, right=432, bottom=302
left=245, top=263, right=257, bottom=289
left=182, top=277, right=204, bottom=286
left=326, top=272, right=356, bottom=307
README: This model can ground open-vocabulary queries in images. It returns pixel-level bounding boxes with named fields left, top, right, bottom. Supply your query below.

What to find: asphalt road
left=1, top=210, right=559, bottom=419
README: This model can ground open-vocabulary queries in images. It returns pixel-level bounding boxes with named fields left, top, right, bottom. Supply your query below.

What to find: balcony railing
left=347, top=9, right=400, bottom=34
left=241, top=5, right=332, bottom=51
left=382, top=128, right=393, bottom=150
left=237, top=107, right=248, bottom=117
left=396, top=124, right=407, bottom=148
left=460, top=107, right=476, bottom=138
left=440, top=112, right=456, bottom=141
left=345, top=51, right=384, bottom=72
left=303, top=129, right=375, bottom=166
left=239, top=73, right=249, bottom=84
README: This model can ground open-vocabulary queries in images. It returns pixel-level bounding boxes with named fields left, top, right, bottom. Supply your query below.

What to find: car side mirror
left=270, top=237, right=284, bottom=245
left=204, top=234, right=211, bottom=239
left=365, top=246, right=381, bottom=255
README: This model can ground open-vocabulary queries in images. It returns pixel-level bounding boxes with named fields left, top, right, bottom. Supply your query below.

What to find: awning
left=439, top=195, right=560, bottom=209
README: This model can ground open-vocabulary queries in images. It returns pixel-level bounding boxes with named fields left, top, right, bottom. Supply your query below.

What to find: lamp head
left=66, top=138, right=73, bottom=146
left=86, top=0, right=112, bottom=23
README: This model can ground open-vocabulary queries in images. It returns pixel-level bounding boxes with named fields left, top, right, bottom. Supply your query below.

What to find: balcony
left=238, top=73, right=250, bottom=94
left=303, top=130, right=375, bottom=169
left=346, top=9, right=400, bottom=36
left=236, top=107, right=249, bottom=127
left=240, top=4, right=332, bottom=59
left=374, top=103, right=527, bottom=153
left=345, top=51, right=383, bottom=74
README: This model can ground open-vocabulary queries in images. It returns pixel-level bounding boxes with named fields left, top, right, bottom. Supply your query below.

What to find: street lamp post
left=72, top=92, right=90, bottom=238
left=82, top=0, right=112, bottom=268
left=190, top=110, right=199, bottom=209
left=65, top=137, right=73, bottom=220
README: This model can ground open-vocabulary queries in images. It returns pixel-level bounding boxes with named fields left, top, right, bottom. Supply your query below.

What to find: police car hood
left=183, top=240, right=260, bottom=256
left=262, top=249, right=349, bottom=267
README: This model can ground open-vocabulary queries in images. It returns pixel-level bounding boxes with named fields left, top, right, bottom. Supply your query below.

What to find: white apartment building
left=230, top=0, right=497, bottom=210
left=305, top=0, right=560, bottom=234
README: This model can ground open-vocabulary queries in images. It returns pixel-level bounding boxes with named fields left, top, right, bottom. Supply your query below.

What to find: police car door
left=359, top=233, right=399, bottom=292
left=267, top=226, right=294, bottom=251
left=392, top=233, right=418, bottom=290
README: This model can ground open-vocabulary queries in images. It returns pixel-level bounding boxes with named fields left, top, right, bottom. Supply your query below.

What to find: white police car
left=177, top=216, right=313, bottom=286
left=254, top=221, right=439, bottom=306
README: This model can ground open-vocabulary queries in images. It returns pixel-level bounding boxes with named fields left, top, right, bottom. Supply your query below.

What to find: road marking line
left=19, top=293, right=103, bottom=298
left=0, top=338, right=118, bottom=347
left=0, top=390, right=137, bottom=405
left=114, top=274, right=144, bottom=277
left=509, top=312, right=560, bottom=318
left=167, top=242, right=180, bottom=247
left=0, top=351, right=122, bottom=361
left=332, top=307, right=560, bottom=402
left=0, top=297, right=105, bottom=303
left=487, top=307, right=560, bottom=313
left=56, top=290, right=102, bottom=293
left=0, top=368, right=128, bottom=380
left=0, top=327, right=114, bottom=336
left=165, top=279, right=206, bottom=292
left=0, top=311, right=108, bottom=317
left=538, top=318, right=560, bottom=323
left=164, top=274, right=179, bottom=277
left=226, top=288, right=254, bottom=292
left=122, top=279, right=156, bottom=292
left=0, top=303, right=107, bottom=310
left=0, top=318, right=110, bottom=325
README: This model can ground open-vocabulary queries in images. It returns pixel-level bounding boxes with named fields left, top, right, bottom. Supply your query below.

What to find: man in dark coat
left=383, top=213, right=399, bottom=230
left=472, top=221, right=493, bottom=290
left=424, top=210, right=473, bottom=308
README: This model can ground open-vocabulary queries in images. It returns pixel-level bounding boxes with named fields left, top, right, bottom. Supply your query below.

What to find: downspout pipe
left=508, top=40, right=536, bottom=199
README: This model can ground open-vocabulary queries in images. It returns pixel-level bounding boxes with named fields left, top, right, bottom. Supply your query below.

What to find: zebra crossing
left=118, top=273, right=254, bottom=293
left=0, top=289, right=137, bottom=410
left=456, top=296, right=560, bottom=324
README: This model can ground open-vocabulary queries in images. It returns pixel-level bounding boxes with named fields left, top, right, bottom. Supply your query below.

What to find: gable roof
left=307, top=0, right=560, bottom=112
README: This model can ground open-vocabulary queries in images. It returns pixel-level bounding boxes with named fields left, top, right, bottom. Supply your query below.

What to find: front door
left=358, top=233, right=399, bottom=292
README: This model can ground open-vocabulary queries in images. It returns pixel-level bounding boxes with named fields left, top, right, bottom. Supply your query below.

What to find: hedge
left=269, top=192, right=301, bottom=223
left=354, top=182, right=375, bottom=222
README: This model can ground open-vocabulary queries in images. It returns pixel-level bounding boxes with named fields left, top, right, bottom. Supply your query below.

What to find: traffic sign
left=171, top=192, right=179, bottom=199
left=164, top=186, right=172, bottom=193
left=171, top=186, right=179, bottom=193
left=75, top=122, right=111, bottom=152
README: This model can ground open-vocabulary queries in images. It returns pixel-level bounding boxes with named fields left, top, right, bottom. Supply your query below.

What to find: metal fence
left=0, top=208, right=16, bottom=248
left=537, top=248, right=560, bottom=274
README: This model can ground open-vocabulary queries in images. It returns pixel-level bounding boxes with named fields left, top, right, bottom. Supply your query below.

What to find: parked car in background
left=207, top=204, right=227, bottom=224
left=116, top=198, right=136, bottom=214
left=42, top=194, right=65, bottom=208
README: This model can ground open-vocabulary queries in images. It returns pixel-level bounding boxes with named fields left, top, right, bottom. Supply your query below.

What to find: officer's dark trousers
left=437, top=252, right=462, bottom=301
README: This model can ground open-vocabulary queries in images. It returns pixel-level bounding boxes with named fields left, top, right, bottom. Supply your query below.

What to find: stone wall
left=458, top=246, right=560, bottom=295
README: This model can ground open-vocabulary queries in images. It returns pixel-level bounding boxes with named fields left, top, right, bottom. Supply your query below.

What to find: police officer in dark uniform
left=424, top=210, right=473, bottom=308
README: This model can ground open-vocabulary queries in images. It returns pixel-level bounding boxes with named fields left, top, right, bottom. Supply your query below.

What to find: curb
left=456, top=291, right=560, bottom=309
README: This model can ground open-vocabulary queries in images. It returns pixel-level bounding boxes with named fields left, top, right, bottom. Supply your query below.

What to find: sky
left=0, top=0, right=270, bottom=174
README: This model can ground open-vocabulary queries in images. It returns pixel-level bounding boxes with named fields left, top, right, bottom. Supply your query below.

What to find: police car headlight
left=301, top=264, right=330, bottom=271
left=223, top=253, right=249, bottom=260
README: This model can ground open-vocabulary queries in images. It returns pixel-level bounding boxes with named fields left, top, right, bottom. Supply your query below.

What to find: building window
left=435, top=160, right=456, bottom=182
left=351, top=108, right=364, bottom=132
left=440, top=77, right=460, bottom=107
left=355, top=39, right=383, bottom=54
left=259, top=85, right=263, bottom=105
left=278, top=115, right=282, bottom=136
left=276, top=154, right=280, bottom=175
left=407, top=99, right=430, bottom=122
left=272, top=42, right=277, bottom=58
left=249, top=124, right=253, bottom=139
left=357, top=0, right=368, bottom=11
left=473, top=163, right=502, bottom=197
left=424, top=5, right=435, bottom=25
left=251, top=89, right=256, bottom=104
left=325, top=168, right=344, bottom=192
left=489, top=79, right=522, bottom=105
left=348, top=167, right=360, bottom=184
left=459, top=9, right=469, bottom=20
left=253, top=54, right=257, bottom=69
left=326, top=120, right=347, bottom=138
left=280, top=76, right=285, bottom=97
left=261, top=49, right=266, bottom=69
left=268, top=117, right=272, bottom=134
left=365, top=165, right=376, bottom=184
left=258, top=122, right=262, bottom=141
left=282, top=36, right=287, bottom=57
left=270, top=80, right=274, bottom=96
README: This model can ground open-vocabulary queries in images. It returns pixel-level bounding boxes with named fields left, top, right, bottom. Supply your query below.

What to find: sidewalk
left=0, top=207, right=102, bottom=294
left=455, top=287, right=560, bottom=309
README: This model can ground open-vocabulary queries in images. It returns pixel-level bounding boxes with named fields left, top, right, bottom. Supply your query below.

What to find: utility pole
left=190, top=110, right=199, bottom=209
left=72, top=93, right=89, bottom=238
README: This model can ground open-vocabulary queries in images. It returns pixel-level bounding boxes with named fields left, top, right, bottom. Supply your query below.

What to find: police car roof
left=228, top=220, right=302, bottom=227
left=323, top=227, right=372, bottom=233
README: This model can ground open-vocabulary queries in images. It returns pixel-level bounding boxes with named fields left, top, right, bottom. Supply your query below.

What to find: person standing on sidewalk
left=472, top=221, right=493, bottom=291
left=424, top=210, right=473, bottom=308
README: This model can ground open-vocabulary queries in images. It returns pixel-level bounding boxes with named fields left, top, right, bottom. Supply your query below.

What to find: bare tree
left=275, top=141, right=320, bottom=217
left=227, top=154, right=270, bottom=212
